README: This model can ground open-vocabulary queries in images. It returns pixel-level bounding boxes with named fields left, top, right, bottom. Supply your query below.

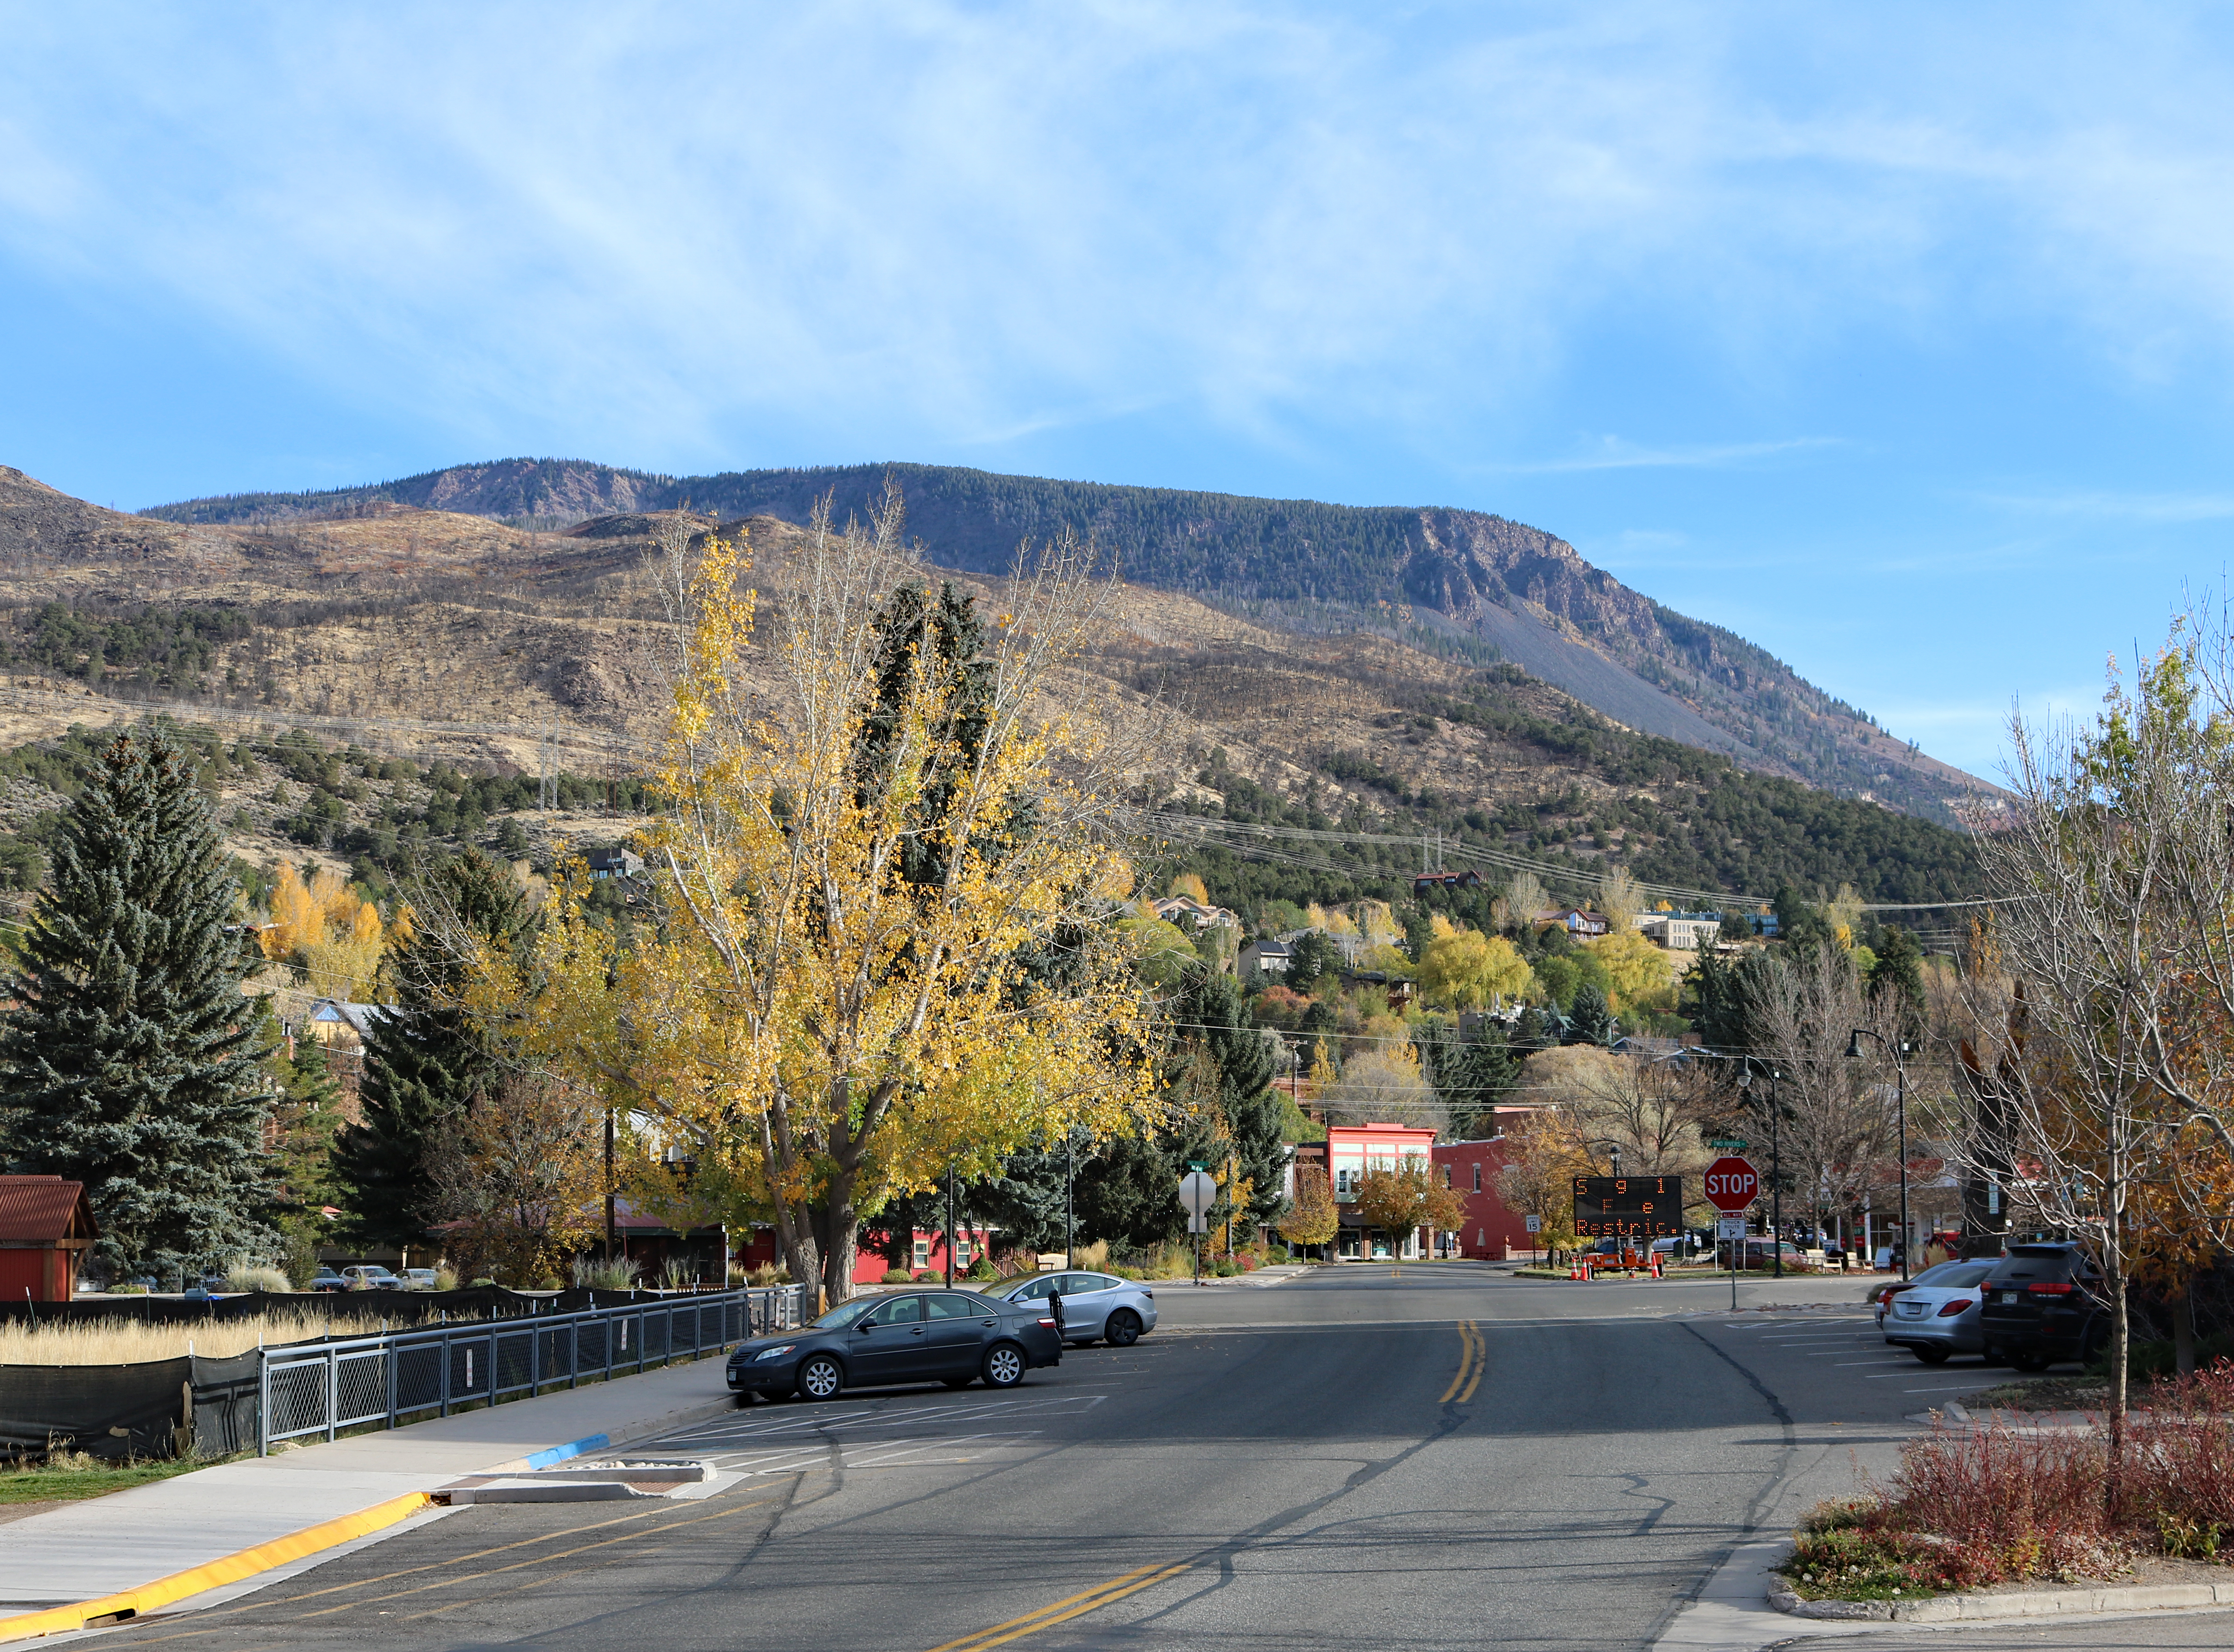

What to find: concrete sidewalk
left=0, top=1352, right=740, bottom=1610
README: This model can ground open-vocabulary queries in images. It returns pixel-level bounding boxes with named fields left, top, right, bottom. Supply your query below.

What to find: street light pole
left=1846, top=1028, right=1912, bottom=1282
left=945, top=1164, right=957, bottom=1289
left=1066, top=1134, right=1076, bottom=1267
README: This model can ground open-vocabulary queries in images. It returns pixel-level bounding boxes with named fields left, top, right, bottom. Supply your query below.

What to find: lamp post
left=1846, top=1027, right=1912, bottom=1281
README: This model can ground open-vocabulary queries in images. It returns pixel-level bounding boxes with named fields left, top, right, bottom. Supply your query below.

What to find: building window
left=1442, top=1164, right=1453, bottom=1187
left=1335, top=1168, right=1356, bottom=1197
left=1472, top=1163, right=1481, bottom=1192
left=912, top=1239, right=929, bottom=1267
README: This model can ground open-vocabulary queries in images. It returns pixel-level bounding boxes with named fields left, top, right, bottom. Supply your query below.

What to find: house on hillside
left=1534, top=908, right=1609, bottom=937
left=1240, top=938, right=1291, bottom=986
left=1151, top=895, right=1239, bottom=931
left=1632, top=912, right=1721, bottom=951
left=1411, top=869, right=1483, bottom=895
left=589, top=846, right=644, bottom=880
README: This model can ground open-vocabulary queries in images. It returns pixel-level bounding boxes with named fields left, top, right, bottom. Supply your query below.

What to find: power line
left=1144, top=810, right=1988, bottom=917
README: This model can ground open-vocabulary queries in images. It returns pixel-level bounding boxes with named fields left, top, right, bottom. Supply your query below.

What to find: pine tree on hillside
left=332, top=849, right=526, bottom=1251
left=0, top=729, right=271, bottom=1279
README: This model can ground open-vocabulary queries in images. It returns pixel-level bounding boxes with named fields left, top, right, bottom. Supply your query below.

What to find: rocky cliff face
left=142, top=458, right=1994, bottom=820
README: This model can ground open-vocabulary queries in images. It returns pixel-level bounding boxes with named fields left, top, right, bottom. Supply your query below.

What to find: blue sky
left=6, top=3, right=2234, bottom=781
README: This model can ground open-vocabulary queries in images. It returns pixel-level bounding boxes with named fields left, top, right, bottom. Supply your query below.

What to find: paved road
left=90, top=1265, right=2062, bottom=1652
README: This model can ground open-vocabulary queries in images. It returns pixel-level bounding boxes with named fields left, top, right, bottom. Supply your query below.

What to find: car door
left=850, top=1294, right=928, bottom=1383
left=1056, top=1273, right=1118, bottom=1339
left=921, top=1292, right=998, bottom=1374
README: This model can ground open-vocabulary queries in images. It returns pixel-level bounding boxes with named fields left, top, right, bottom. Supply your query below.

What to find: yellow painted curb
left=0, top=1490, right=433, bottom=1643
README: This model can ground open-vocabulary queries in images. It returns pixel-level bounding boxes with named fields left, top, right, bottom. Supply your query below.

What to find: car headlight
left=752, top=1344, right=797, bottom=1362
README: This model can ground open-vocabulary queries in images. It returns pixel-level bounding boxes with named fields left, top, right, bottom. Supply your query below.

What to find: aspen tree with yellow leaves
left=486, top=488, right=1164, bottom=1306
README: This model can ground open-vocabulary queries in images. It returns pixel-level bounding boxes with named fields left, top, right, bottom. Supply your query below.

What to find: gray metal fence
left=257, top=1286, right=810, bottom=1454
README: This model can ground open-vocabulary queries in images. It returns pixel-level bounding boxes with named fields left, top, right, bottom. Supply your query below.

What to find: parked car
left=340, top=1264, right=402, bottom=1290
left=1979, top=1243, right=2109, bottom=1372
left=1866, top=1259, right=1980, bottom=1327
left=1880, top=1261, right=1997, bottom=1363
left=309, top=1267, right=346, bottom=1292
left=982, top=1271, right=1157, bottom=1347
left=399, top=1269, right=440, bottom=1291
left=726, top=1288, right=1063, bottom=1402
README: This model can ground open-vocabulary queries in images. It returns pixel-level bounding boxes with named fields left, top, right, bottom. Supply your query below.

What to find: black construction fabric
left=0, top=1356, right=189, bottom=1462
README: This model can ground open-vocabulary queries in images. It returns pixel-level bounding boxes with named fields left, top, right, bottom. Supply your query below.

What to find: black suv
left=1978, top=1243, right=2108, bottom=1371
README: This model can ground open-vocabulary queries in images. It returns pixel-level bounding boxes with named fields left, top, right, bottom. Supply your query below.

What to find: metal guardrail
left=256, top=1285, right=811, bottom=1455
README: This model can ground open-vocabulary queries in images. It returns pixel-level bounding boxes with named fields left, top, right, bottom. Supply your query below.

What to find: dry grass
left=0, top=1308, right=438, bottom=1366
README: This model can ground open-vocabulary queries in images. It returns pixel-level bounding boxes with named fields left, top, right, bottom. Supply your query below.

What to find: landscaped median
left=1767, top=1360, right=2234, bottom=1624
left=0, top=1491, right=433, bottom=1642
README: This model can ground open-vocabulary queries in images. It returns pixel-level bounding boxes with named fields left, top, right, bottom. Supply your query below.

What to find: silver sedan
left=985, top=1270, right=1157, bottom=1347
left=1882, top=1261, right=1997, bottom=1363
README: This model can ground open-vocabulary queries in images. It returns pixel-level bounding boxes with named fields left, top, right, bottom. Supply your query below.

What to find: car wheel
left=942, top=1376, right=973, bottom=1389
left=1913, top=1345, right=1950, bottom=1365
left=982, top=1342, right=1026, bottom=1388
left=1106, top=1309, right=1142, bottom=1347
left=796, top=1354, right=843, bottom=1401
left=733, top=1390, right=761, bottom=1407
left=2009, top=1350, right=2051, bottom=1374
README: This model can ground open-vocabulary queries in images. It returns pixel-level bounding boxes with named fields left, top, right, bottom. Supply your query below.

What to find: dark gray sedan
left=727, top=1288, right=1063, bottom=1402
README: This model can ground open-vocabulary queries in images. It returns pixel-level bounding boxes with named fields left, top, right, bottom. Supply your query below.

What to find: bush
left=571, top=1256, right=642, bottom=1291
left=225, top=1264, right=291, bottom=1294
left=913, top=1269, right=939, bottom=1282
left=966, top=1257, right=997, bottom=1281
left=881, top=1269, right=913, bottom=1284
left=434, top=1268, right=458, bottom=1291
left=1071, top=1239, right=1110, bottom=1271
left=745, top=1263, right=781, bottom=1288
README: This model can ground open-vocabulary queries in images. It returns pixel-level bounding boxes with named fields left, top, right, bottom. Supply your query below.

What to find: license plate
left=1897, top=1301, right=1923, bottom=1316
left=1999, top=1291, right=2018, bottom=1304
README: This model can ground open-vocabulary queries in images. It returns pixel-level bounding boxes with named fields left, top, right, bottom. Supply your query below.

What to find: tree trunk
left=2175, top=1285, right=2198, bottom=1378
left=812, top=1174, right=861, bottom=1307
left=2107, top=1249, right=2129, bottom=1524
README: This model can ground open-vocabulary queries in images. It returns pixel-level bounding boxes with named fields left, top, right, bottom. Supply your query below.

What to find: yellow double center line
left=922, top=1559, right=1195, bottom=1652
left=1438, top=1318, right=1485, bottom=1404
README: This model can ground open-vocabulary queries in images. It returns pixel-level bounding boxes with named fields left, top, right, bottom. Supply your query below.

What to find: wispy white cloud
left=8, top=4, right=2234, bottom=479
left=1481, top=436, right=1841, bottom=475
left=1970, top=488, right=2234, bottom=524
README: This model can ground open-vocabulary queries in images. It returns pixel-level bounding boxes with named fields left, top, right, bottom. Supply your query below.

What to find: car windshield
left=813, top=1299, right=881, bottom=1331
left=1904, top=1261, right=1969, bottom=1288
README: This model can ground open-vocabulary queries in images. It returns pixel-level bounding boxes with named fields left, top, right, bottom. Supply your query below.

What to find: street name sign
left=1717, top=1216, right=1748, bottom=1241
left=1571, top=1175, right=1684, bottom=1238
left=1704, top=1157, right=1760, bottom=1212
left=1707, top=1137, right=1749, bottom=1151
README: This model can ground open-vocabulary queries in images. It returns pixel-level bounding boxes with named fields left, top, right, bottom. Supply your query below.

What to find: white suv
left=340, top=1265, right=402, bottom=1289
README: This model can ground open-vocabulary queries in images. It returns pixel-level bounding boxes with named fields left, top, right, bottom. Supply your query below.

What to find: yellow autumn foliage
left=260, top=864, right=386, bottom=1000
left=483, top=500, right=1161, bottom=1305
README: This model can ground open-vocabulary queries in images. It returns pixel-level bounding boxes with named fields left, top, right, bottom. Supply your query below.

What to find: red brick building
left=1429, top=1139, right=1536, bottom=1260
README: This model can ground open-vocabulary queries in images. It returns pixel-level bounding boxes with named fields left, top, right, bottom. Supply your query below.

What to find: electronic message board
left=1571, top=1175, right=1685, bottom=1238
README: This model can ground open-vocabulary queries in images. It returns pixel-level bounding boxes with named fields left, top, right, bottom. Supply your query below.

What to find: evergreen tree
left=1418, top=1015, right=1517, bottom=1137
left=332, top=849, right=525, bottom=1250
left=1566, top=981, right=1614, bottom=1046
left=1868, top=924, right=1927, bottom=1036
left=0, top=729, right=271, bottom=1278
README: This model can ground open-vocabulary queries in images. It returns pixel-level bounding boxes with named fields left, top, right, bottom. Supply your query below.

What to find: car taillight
left=2026, top=1281, right=2077, bottom=1295
left=1938, top=1299, right=1973, bottom=1317
left=1038, top=1316, right=1056, bottom=1327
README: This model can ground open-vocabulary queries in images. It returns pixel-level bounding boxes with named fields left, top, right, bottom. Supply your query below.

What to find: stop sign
left=1703, top=1156, right=1760, bottom=1212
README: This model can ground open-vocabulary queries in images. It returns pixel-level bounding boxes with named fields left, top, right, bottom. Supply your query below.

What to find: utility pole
left=944, top=1164, right=957, bottom=1289
left=1065, top=1135, right=1076, bottom=1266
left=604, top=1106, right=617, bottom=1264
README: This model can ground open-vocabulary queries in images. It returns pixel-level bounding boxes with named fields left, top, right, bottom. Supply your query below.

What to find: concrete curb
left=0, top=1492, right=432, bottom=1644
left=0, top=1383, right=749, bottom=1643
left=1768, top=1577, right=2234, bottom=1624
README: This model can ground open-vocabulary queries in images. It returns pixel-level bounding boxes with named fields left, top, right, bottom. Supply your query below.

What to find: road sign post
left=1179, top=1170, right=1217, bottom=1287
left=1704, top=1156, right=1759, bottom=1310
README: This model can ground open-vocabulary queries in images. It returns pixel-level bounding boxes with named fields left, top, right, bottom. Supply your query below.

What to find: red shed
left=0, top=1176, right=98, bottom=1302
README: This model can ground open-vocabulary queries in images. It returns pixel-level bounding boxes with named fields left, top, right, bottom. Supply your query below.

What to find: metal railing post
left=324, top=1345, right=339, bottom=1443
left=386, top=1338, right=399, bottom=1429
left=439, top=1325, right=452, bottom=1418
left=258, top=1348, right=270, bottom=1457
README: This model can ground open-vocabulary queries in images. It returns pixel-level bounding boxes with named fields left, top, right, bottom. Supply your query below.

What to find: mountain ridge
left=143, top=457, right=1989, bottom=821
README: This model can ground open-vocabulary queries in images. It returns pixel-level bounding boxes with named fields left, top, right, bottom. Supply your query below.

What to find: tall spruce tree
left=0, top=729, right=271, bottom=1279
left=332, top=849, right=525, bottom=1250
